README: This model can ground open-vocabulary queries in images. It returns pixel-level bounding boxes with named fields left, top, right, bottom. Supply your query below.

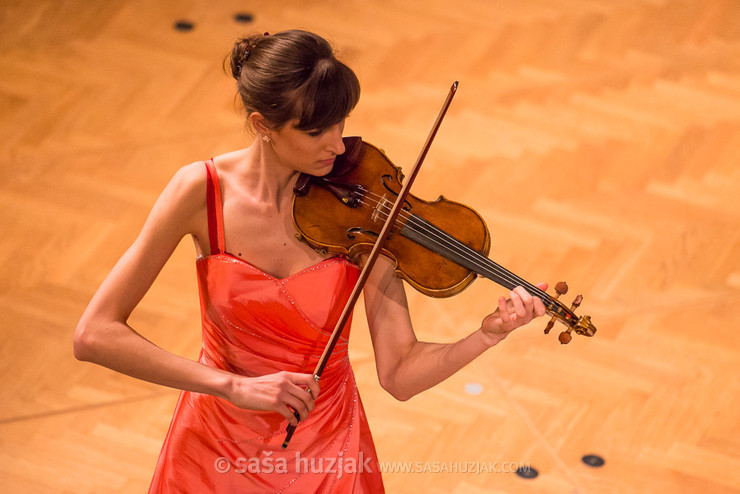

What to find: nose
left=326, top=123, right=345, bottom=156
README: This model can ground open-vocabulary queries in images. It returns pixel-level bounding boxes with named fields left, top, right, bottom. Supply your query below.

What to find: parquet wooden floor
left=1, top=1, right=739, bottom=492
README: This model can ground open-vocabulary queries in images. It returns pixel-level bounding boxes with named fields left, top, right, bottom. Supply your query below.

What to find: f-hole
left=381, top=174, right=413, bottom=211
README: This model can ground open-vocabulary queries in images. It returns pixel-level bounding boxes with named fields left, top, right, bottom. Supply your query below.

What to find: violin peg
left=558, top=329, right=573, bottom=345
left=571, top=294, right=583, bottom=310
left=545, top=282, right=568, bottom=336
left=544, top=318, right=555, bottom=335
left=555, top=281, right=569, bottom=296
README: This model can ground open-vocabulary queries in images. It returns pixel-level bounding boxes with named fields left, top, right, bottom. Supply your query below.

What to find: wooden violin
left=293, top=137, right=597, bottom=344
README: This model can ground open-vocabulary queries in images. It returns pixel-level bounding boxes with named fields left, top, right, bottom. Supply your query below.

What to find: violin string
left=355, top=188, right=489, bottom=270
left=354, top=187, right=552, bottom=302
left=371, top=200, right=549, bottom=300
left=404, top=214, right=551, bottom=299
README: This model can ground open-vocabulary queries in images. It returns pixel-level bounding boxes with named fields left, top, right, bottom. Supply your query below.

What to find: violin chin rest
left=328, top=136, right=364, bottom=177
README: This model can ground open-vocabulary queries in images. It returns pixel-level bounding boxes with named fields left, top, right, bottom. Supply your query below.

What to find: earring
left=262, top=135, right=271, bottom=143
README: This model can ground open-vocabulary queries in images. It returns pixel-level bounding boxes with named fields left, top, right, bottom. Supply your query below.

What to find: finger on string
left=533, top=282, right=548, bottom=315
left=510, top=289, right=526, bottom=318
left=515, top=286, right=534, bottom=308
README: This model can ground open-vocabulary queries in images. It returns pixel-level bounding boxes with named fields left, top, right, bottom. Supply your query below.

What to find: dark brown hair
left=229, top=30, right=360, bottom=131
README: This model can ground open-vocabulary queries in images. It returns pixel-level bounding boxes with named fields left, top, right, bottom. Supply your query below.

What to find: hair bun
left=230, top=39, right=250, bottom=79
left=228, top=29, right=360, bottom=131
left=230, top=35, right=262, bottom=79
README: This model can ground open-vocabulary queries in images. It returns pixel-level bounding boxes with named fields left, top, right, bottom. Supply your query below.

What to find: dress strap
left=204, top=159, right=226, bottom=255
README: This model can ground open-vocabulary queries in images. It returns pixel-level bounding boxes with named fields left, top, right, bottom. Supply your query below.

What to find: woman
left=74, top=29, right=547, bottom=493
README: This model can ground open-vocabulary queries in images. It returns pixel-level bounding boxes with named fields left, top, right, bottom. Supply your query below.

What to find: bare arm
left=363, top=256, right=547, bottom=401
left=73, top=163, right=317, bottom=425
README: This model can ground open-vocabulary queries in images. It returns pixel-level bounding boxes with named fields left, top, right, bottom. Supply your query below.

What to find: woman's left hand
left=479, top=283, right=548, bottom=346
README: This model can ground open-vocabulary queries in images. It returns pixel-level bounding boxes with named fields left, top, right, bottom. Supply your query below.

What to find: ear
left=248, top=112, right=272, bottom=135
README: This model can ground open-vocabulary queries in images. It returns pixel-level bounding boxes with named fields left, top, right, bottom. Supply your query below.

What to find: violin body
left=293, top=136, right=596, bottom=341
left=293, top=137, right=490, bottom=297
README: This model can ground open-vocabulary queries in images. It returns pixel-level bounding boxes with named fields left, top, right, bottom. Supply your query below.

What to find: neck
left=241, top=140, right=299, bottom=208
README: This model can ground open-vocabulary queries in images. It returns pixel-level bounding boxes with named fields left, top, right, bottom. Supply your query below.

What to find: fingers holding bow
left=226, top=371, right=320, bottom=426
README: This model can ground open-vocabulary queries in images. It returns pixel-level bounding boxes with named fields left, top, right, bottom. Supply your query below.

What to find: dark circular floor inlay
left=234, top=13, right=254, bottom=23
left=515, top=465, right=539, bottom=479
left=582, top=454, right=605, bottom=467
left=174, top=20, right=194, bottom=32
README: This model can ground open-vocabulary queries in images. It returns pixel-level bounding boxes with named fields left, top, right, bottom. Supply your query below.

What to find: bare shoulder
left=140, top=161, right=210, bottom=241
left=169, top=149, right=248, bottom=206
left=165, top=161, right=209, bottom=206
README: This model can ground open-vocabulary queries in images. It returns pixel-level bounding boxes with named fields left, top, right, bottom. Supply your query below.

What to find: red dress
left=148, top=161, right=384, bottom=493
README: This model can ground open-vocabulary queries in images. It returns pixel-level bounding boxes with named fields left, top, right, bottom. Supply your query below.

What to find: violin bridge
left=372, top=194, right=392, bottom=223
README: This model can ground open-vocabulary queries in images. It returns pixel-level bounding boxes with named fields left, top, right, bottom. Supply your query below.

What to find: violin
left=293, top=136, right=597, bottom=344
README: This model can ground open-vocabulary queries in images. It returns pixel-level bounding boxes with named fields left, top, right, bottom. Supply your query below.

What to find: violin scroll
left=542, top=281, right=596, bottom=344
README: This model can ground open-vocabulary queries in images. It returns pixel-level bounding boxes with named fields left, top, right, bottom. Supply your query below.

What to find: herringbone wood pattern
left=1, top=1, right=739, bottom=492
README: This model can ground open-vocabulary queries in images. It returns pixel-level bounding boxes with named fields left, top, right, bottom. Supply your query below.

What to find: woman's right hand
left=226, top=371, right=320, bottom=426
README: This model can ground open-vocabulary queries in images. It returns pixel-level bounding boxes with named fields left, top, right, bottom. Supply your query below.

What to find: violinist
left=73, top=29, right=547, bottom=493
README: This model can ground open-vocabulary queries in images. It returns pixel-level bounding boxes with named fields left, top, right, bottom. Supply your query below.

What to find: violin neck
left=400, top=214, right=556, bottom=309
